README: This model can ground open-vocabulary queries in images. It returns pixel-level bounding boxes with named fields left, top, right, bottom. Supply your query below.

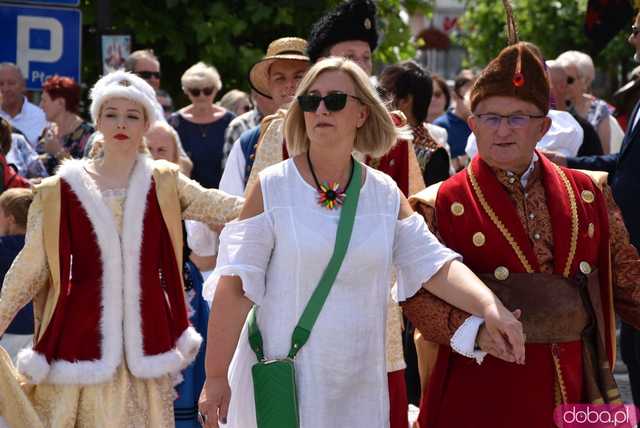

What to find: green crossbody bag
left=247, top=160, right=362, bottom=428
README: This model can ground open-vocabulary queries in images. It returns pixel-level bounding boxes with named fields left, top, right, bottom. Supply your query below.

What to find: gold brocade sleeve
left=399, top=202, right=470, bottom=345
left=0, top=190, right=49, bottom=336
left=176, top=172, right=244, bottom=224
left=605, top=185, right=640, bottom=329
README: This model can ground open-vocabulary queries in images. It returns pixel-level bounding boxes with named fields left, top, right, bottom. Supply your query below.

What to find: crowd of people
left=0, top=0, right=639, bottom=427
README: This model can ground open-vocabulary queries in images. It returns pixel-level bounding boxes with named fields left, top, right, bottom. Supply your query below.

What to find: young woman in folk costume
left=0, top=70, right=243, bottom=428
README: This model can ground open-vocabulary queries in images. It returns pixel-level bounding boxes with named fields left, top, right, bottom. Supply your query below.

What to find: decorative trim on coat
left=16, top=155, right=202, bottom=384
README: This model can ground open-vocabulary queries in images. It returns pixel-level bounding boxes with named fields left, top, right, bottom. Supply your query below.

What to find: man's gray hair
left=0, top=63, right=24, bottom=81
left=124, top=49, right=159, bottom=72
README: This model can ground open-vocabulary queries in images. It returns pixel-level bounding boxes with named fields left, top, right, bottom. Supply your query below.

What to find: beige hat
left=249, top=37, right=309, bottom=98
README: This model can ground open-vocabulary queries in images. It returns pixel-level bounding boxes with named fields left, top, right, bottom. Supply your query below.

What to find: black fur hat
left=307, top=0, right=379, bottom=64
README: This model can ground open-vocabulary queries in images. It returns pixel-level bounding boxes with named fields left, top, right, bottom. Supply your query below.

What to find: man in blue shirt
left=433, top=72, right=475, bottom=171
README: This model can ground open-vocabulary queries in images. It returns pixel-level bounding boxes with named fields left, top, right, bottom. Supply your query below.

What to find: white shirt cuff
left=450, top=315, right=487, bottom=365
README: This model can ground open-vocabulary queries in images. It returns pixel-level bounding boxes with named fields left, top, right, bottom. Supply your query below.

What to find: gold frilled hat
left=249, top=37, right=310, bottom=98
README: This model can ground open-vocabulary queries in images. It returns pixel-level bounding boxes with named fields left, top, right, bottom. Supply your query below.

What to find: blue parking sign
left=0, top=3, right=81, bottom=90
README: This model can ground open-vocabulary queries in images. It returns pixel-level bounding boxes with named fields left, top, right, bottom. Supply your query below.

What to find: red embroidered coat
left=407, top=153, right=640, bottom=428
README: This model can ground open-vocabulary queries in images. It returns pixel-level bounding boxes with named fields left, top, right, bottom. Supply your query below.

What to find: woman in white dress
left=198, top=58, right=525, bottom=428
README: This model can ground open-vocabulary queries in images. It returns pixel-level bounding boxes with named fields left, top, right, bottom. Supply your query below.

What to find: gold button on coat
left=494, top=266, right=509, bottom=281
left=451, top=202, right=464, bottom=216
left=472, top=232, right=486, bottom=247
left=579, top=261, right=592, bottom=275
left=581, top=190, right=595, bottom=203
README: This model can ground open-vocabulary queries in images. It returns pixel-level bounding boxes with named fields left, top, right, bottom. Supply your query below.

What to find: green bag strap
left=248, top=160, right=362, bottom=362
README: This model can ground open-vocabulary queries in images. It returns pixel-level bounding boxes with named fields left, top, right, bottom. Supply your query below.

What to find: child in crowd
left=0, top=188, right=33, bottom=363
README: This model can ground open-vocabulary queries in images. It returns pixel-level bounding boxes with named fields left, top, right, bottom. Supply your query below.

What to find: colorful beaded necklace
left=307, top=150, right=355, bottom=210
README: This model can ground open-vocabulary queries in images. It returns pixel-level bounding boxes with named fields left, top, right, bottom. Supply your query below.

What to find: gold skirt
left=0, top=346, right=175, bottom=428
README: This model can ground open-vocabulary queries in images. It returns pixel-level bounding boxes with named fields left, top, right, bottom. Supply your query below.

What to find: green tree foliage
left=457, top=0, right=635, bottom=93
left=80, top=0, right=431, bottom=105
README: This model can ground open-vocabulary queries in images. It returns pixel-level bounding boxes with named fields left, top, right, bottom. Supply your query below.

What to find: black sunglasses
left=567, top=76, right=576, bottom=85
left=188, top=87, right=214, bottom=97
left=136, top=71, right=161, bottom=80
left=633, top=26, right=640, bottom=37
left=297, top=92, right=361, bottom=112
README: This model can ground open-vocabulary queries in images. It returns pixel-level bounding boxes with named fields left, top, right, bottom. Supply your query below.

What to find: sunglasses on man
left=187, top=87, right=215, bottom=97
left=136, top=71, right=161, bottom=80
left=297, top=92, right=362, bottom=112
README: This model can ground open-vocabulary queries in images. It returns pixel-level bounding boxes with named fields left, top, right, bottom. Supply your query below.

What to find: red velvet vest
left=16, top=157, right=201, bottom=385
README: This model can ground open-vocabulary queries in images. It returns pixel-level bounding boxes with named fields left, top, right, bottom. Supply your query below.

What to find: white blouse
left=203, top=159, right=459, bottom=428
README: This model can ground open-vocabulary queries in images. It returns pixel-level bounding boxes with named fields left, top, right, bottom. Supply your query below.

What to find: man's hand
left=482, top=304, right=525, bottom=364
left=477, top=309, right=524, bottom=363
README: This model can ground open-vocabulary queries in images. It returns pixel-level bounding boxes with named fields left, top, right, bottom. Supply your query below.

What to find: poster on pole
left=101, top=34, right=131, bottom=74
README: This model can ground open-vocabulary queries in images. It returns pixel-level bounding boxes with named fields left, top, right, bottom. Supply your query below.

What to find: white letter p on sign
left=16, top=16, right=63, bottom=78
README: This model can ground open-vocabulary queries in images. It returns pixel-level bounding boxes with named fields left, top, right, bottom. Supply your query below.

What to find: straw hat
left=249, top=37, right=309, bottom=98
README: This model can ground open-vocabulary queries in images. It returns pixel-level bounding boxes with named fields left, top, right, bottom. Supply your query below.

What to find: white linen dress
left=203, top=159, right=460, bottom=428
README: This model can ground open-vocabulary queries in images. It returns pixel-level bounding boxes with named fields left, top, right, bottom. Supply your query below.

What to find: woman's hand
left=198, top=376, right=230, bottom=427
left=481, top=304, right=525, bottom=364
left=43, top=125, right=63, bottom=156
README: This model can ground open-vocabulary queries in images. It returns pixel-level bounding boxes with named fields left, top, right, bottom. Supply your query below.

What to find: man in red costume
left=403, top=41, right=640, bottom=428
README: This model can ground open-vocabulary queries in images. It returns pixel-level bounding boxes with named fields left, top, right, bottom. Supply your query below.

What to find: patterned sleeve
left=177, top=172, right=244, bottom=225
left=605, top=186, right=640, bottom=328
left=222, top=119, right=244, bottom=169
left=399, top=202, right=472, bottom=345
left=0, top=190, right=49, bottom=336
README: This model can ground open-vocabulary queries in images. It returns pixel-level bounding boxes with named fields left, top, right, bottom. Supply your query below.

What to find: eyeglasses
left=136, top=71, right=161, bottom=80
left=632, top=26, right=640, bottom=37
left=187, top=87, right=214, bottom=97
left=297, top=92, right=361, bottom=112
left=475, top=113, right=546, bottom=129
left=566, top=76, right=576, bottom=85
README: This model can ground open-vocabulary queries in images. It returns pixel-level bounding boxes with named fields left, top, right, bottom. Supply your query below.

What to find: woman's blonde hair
left=284, top=57, right=397, bottom=158
left=181, top=62, right=222, bottom=93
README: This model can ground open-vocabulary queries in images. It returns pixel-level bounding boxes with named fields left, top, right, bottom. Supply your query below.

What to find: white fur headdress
left=89, top=70, right=161, bottom=124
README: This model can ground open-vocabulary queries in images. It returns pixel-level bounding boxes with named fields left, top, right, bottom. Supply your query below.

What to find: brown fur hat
left=470, top=42, right=550, bottom=114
